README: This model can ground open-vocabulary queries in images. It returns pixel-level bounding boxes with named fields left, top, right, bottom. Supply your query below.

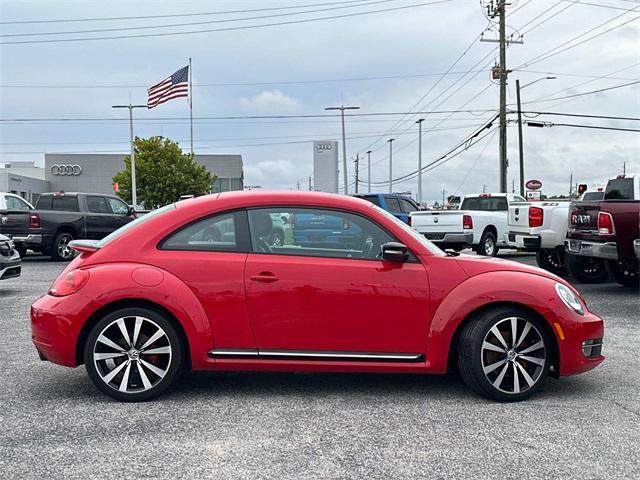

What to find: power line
left=0, top=0, right=381, bottom=24
left=0, top=0, right=453, bottom=45
left=559, top=0, right=640, bottom=11
left=519, top=79, right=640, bottom=104
left=0, top=0, right=398, bottom=38
left=522, top=111, right=640, bottom=121
left=523, top=121, right=640, bottom=132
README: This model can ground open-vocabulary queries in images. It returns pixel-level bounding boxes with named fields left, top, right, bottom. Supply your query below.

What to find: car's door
left=244, top=207, right=430, bottom=357
left=85, top=195, right=114, bottom=239
left=105, top=196, right=135, bottom=232
left=1, top=195, right=32, bottom=238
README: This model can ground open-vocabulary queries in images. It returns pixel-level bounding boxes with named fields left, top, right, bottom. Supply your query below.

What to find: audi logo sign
left=51, top=164, right=83, bottom=176
left=315, top=143, right=334, bottom=152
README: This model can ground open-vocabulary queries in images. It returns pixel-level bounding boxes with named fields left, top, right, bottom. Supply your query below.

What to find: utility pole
left=354, top=153, right=360, bottom=194
left=441, top=189, right=446, bottom=208
left=112, top=104, right=146, bottom=207
left=325, top=105, right=360, bottom=194
left=416, top=118, right=425, bottom=204
left=387, top=138, right=395, bottom=193
left=297, top=181, right=300, bottom=191
left=569, top=172, right=573, bottom=198
left=308, top=175, right=312, bottom=191
left=623, top=162, right=626, bottom=175
left=512, top=178, right=515, bottom=193
left=366, top=150, right=372, bottom=193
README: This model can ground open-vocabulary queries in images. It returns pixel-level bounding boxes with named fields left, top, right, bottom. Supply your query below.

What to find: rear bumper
left=420, top=232, right=473, bottom=245
left=506, top=231, right=541, bottom=251
left=565, top=239, right=618, bottom=261
left=11, top=234, right=43, bottom=246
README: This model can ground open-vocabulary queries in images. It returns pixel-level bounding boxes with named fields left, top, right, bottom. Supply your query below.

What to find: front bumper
left=0, top=250, right=21, bottom=280
left=565, top=239, right=618, bottom=261
left=420, top=232, right=473, bottom=245
left=30, top=293, right=101, bottom=367
left=506, top=231, right=541, bottom=251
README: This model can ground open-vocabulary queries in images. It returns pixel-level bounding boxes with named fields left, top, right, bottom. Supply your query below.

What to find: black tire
left=84, top=307, right=183, bottom=402
left=49, top=231, right=76, bottom=262
left=536, top=248, right=567, bottom=276
left=566, top=254, right=609, bottom=284
left=476, top=230, right=499, bottom=257
left=15, top=246, right=28, bottom=258
left=270, top=229, right=284, bottom=247
left=606, top=260, right=639, bottom=288
left=457, top=306, right=550, bottom=402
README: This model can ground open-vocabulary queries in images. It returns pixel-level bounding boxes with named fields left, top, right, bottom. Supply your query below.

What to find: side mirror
left=381, top=242, right=409, bottom=262
left=127, top=206, right=135, bottom=216
left=0, top=208, right=7, bottom=215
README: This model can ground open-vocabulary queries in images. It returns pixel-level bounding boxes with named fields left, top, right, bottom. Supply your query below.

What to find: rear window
left=37, top=195, right=79, bottom=211
left=96, top=204, right=175, bottom=247
left=384, top=196, right=402, bottom=212
left=358, top=195, right=380, bottom=207
left=461, top=196, right=508, bottom=211
left=582, top=191, right=604, bottom=201
left=604, top=179, right=634, bottom=200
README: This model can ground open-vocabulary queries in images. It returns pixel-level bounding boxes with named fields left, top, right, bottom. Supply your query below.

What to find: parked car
left=410, top=193, right=527, bottom=255
left=31, top=191, right=604, bottom=402
left=352, top=193, right=421, bottom=224
left=565, top=174, right=640, bottom=287
left=0, top=192, right=37, bottom=257
left=13, top=192, right=135, bottom=261
left=291, top=210, right=363, bottom=249
left=0, top=233, right=21, bottom=280
left=505, top=187, right=605, bottom=276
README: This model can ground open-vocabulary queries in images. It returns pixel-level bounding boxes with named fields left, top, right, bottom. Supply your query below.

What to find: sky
left=0, top=0, right=639, bottom=203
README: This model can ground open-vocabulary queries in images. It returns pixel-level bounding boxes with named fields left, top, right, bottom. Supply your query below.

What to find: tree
left=113, top=136, right=215, bottom=208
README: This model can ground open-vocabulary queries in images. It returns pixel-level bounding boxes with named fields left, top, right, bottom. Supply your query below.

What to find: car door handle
left=250, top=272, right=279, bottom=283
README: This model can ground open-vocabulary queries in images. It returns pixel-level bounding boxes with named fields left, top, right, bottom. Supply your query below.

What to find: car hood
left=0, top=234, right=10, bottom=242
left=454, top=254, right=561, bottom=282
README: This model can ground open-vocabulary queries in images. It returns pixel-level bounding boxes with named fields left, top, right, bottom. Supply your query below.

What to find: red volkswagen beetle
left=31, top=191, right=604, bottom=402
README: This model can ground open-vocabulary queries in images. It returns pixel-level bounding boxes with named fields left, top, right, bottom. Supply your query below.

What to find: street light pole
left=325, top=105, right=359, bottom=194
left=366, top=150, right=372, bottom=193
left=112, top=104, right=146, bottom=207
left=416, top=118, right=425, bottom=204
left=515, top=76, right=556, bottom=195
left=387, top=138, right=395, bottom=193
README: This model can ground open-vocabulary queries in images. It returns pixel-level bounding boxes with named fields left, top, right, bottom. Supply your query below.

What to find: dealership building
left=0, top=153, right=244, bottom=206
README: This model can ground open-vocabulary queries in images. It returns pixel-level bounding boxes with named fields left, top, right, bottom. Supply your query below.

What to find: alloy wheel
left=93, top=316, right=172, bottom=394
left=481, top=317, right=546, bottom=395
left=57, top=235, right=74, bottom=260
left=484, top=237, right=495, bottom=256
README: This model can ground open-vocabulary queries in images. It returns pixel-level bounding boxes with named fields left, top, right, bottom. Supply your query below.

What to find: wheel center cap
left=507, top=349, right=517, bottom=361
left=127, top=349, right=140, bottom=360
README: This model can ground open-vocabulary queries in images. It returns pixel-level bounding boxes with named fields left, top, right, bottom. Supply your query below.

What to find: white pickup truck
left=410, top=193, right=526, bottom=256
left=504, top=187, right=605, bottom=275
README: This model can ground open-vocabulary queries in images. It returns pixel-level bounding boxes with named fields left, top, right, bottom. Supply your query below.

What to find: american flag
left=147, top=66, right=189, bottom=109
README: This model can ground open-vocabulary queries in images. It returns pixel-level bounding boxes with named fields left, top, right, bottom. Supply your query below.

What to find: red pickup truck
left=565, top=174, right=640, bottom=287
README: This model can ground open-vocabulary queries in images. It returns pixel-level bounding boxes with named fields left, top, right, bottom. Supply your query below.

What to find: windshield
left=96, top=203, right=176, bottom=247
left=604, top=178, right=634, bottom=200
left=372, top=205, right=445, bottom=256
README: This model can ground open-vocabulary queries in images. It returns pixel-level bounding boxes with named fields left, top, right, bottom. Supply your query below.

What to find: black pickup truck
left=0, top=192, right=135, bottom=261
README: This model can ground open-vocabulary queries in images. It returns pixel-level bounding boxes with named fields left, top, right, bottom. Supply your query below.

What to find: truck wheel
left=477, top=231, right=498, bottom=257
left=606, top=260, right=639, bottom=288
left=50, top=232, right=76, bottom=262
left=536, top=248, right=566, bottom=276
left=566, top=254, right=609, bottom=284
left=15, top=246, right=28, bottom=258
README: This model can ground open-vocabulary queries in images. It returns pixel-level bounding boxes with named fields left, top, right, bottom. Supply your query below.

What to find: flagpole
left=189, top=57, right=194, bottom=157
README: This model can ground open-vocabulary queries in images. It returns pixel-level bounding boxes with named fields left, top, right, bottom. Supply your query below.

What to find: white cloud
left=240, top=90, right=300, bottom=113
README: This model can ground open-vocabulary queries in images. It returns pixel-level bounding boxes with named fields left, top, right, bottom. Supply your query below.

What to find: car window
left=358, top=195, right=380, bottom=206
left=51, top=196, right=79, bottom=212
left=384, top=197, right=402, bottom=213
left=97, top=204, right=175, bottom=247
left=514, top=195, right=527, bottom=202
left=107, top=197, right=130, bottom=214
left=87, top=196, right=110, bottom=214
left=248, top=207, right=395, bottom=260
left=461, top=196, right=507, bottom=211
left=161, top=211, right=246, bottom=252
left=5, top=196, right=31, bottom=211
left=399, top=198, right=418, bottom=213
left=604, top=178, right=634, bottom=200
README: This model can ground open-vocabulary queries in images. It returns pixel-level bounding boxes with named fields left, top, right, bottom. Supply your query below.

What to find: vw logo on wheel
left=51, top=164, right=82, bottom=176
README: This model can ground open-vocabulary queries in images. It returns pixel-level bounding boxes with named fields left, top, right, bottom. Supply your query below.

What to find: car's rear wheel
left=606, top=260, right=639, bottom=288
left=476, top=231, right=498, bottom=257
left=50, top=232, right=76, bottom=261
left=566, top=254, right=609, bottom=283
left=458, top=307, right=550, bottom=402
left=536, top=248, right=567, bottom=276
left=84, top=307, right=183, bottom=402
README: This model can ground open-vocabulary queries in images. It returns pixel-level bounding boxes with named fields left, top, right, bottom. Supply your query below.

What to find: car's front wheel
left=84, top=307, right=183, bottom=402
left=458, top=307, right=550, bottom=402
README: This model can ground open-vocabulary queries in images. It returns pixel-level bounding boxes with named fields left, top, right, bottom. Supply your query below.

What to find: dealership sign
left=313, top=141, right=338, bottom=193
left=525, top=179, right=542, bottom=190
left=51, top=164, right=83, bottom=176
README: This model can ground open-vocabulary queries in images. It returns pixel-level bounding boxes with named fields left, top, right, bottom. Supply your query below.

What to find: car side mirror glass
left=381, top=242, right=409, bottom=262
left=127, top=206, right=135, bottom=216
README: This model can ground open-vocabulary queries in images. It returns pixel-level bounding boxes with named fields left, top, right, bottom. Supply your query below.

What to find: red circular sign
left=526, top=179, right=542, bottom=190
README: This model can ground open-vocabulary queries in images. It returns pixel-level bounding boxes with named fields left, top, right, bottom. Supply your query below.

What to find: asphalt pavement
left=1, top=254, right=638, bottom=480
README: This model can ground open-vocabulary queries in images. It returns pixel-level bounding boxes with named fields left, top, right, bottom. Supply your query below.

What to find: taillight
left=463, top=214, right=473, bottom=229
left=49, top=269, right=90, bottom=297
left=29, top=213, right=41, bottom=229
left=597, top=212, right=615, bottom=235
left=529, top=207, right=544, bottom=227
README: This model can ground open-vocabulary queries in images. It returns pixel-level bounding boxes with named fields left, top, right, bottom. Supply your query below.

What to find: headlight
left=555, top=282, right=584, bottom=315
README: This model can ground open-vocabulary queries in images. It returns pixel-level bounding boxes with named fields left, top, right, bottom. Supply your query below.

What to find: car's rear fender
left=76, top=262, right=213, bottom=370
left=426, top=271, right=563, bottom=374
